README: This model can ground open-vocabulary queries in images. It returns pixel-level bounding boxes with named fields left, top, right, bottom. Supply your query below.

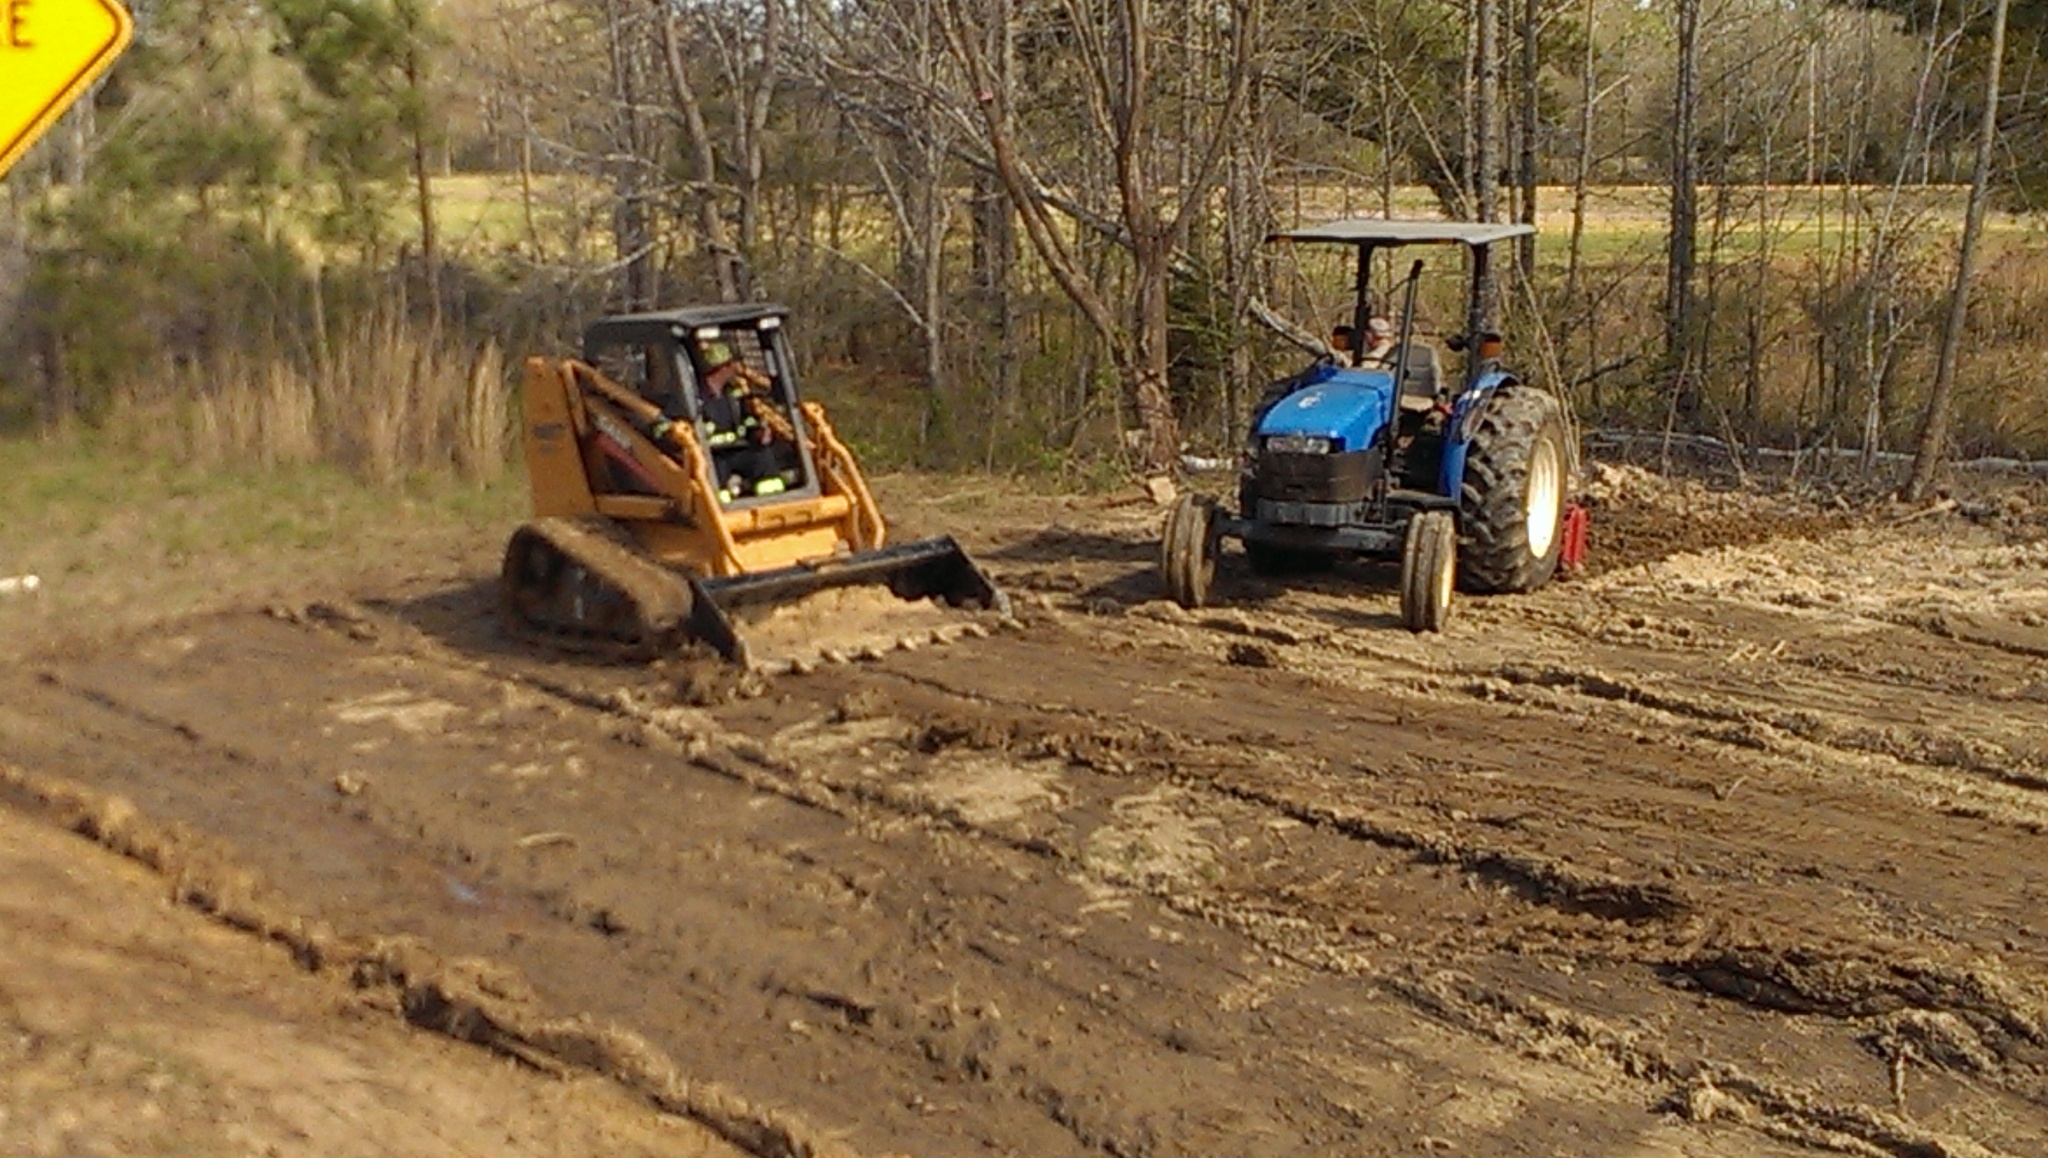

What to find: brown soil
left=0, top=803, right=748, bottom=1158
left=5, top=466, right=2048, bottom=1156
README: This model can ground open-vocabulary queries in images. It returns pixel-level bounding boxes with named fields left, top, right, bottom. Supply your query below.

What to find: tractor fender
left=1437, top=370, right=1518, bottom=499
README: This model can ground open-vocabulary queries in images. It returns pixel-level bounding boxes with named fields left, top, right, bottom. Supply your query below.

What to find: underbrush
left=102, top=316, right=513, bottom=485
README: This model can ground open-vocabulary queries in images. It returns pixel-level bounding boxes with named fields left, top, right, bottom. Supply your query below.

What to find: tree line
left=1, top=0, right=2041, bottom=485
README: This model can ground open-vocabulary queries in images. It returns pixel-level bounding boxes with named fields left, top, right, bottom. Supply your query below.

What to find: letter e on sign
left=0, top=0, right=132, bottom=178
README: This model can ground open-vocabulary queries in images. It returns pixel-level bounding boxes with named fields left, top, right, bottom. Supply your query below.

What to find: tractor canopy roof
left=1266, top=219, right=1534, bottom=249
left=584, top=303, right=790, bottom=354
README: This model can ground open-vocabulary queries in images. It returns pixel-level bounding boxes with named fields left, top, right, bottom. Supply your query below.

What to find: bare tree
left=1907, top=0, right=2011, bottom=499
left=657, top=1, right=746, bottom=301
left=931, top=0, right=1262, bottom=474
left=1563, top=0, right=1597, bottom=306
left=1665, top=0, right=1702, bottom=423
left=603, top=0, right=659, bottom=310
left=1515, top=0, right=1539, bottom=273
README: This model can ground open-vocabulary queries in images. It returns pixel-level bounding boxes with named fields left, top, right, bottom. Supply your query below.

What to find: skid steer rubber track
left=500, top=516, right=719, bottom=662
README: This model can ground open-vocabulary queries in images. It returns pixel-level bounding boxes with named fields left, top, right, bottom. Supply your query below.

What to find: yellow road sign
left=0, top=0, right=134, bottom=178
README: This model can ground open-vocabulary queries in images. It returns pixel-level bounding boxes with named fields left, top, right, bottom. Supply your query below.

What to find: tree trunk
left=1132, top=234, right=1179, bottom=472
left=657, top=2, right=742, bottom=301
left=1462, top=0, right=1479, bottom=207
left=1516, top=0, right=1538, bottom=272
left=1665, top=0, right=1701, bottom=424
left=1474, top=0, right=1500, bottom=221
left=64, top=93, right=94, bottom=187
left=736, top=0, right=782, bottom=289
left=403, top=38, right=441, bottom=327
left=1744, top=118, right=1774, bottom=435
left=1565, top=0, right=1594, bottom=305
left=1906, top=0, right=2009, bottom=500
left=970, top=2, right=1020, bottom=466
left=606, top=0, right=656, bottom=311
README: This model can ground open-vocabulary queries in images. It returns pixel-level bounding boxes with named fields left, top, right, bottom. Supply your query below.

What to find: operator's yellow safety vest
left=703, top=383, right=758, bottom=448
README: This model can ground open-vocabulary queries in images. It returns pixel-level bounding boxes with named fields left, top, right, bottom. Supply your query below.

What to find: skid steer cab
left=1160, top=220, right=1589, bottom=632
left=503, top=302, right=1006, bottom=668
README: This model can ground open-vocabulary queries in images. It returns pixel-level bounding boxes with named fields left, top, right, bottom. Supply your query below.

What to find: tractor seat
left=1387, top=344, right=1443, bottom=412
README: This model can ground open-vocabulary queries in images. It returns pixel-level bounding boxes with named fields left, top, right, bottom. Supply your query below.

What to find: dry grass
left=105, top=316, right=511, bottom=485
left=1537, top=226, right=2048, bottom=460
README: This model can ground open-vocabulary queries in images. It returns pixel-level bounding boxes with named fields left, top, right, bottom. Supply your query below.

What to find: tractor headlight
left=1265, top=433, right=1333, bottom=455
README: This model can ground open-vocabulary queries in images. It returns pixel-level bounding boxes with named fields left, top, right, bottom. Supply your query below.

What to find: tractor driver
left=1357, top=317, right=1398, bottom=369
left=1329, top=325, right=1357, bottom=367
left=696, top=341, right=799, bottom=504
left=1329, top=318, right=1398, bottom=370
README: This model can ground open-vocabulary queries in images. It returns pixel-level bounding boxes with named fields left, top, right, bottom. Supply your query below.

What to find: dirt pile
left=1580, top=461, right=1853, bottom=574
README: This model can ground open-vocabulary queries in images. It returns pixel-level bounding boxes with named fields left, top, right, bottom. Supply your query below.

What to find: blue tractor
left=1160, top=220, right=1587, bottom=631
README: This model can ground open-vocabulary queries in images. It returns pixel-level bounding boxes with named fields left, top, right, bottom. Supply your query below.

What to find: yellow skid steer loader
left=501, top=303, right=1005, bottom=669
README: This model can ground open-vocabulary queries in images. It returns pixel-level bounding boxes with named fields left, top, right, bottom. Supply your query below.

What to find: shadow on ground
left=362, top=580, right=647, bottom=675
left=983, top=528, right=1158, bottom=566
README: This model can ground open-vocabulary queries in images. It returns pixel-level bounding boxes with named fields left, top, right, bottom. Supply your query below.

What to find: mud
left=0, top=785, right=749, bottom=1158
left=5, top=470, right=2048, bottom=1155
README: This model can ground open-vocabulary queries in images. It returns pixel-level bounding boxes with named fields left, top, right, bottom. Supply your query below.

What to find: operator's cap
left=1366, top=317, right=1395, bottom=339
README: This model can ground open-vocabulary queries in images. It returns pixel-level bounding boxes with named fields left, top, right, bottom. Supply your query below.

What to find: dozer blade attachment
left=688, top=536, right=1009, bottom=668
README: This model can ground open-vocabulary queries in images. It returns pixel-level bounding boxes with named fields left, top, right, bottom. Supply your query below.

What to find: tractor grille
left=1254, top=448, right=1380, bottom=504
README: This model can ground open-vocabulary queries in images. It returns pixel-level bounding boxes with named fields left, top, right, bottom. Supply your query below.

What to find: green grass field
left=416, top=174, right=2048, bottom=270
left=0, top=436, right=523, bottom=642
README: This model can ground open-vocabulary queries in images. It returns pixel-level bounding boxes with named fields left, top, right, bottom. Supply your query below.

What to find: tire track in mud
left=724, top=610, right=2048, bottom=1155
left=0, top=760, right=873, bottom=1158
left=0, top=614, right=1761, bottom=1147
left=530, top=667, right=2032, bottom=1157
left=1096, top=580, right=2048, bottom=957
left=11, top=586, right=2048, bottom=1155
left=1125, top=587, right=2048, bottom=824
left=1116, top=607, right=2048, bottom=1127
left=4, top=608, right=1398, bottom=1157
left=991, top=489, right=2048, bottom=1135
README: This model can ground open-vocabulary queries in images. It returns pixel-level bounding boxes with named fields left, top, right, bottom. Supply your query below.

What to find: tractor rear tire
left=1457, top=387, right=1568, bottom=594
left=1161, top=494, right=1219, bottom=609
left=1401, top=510, right=1457, bottom=633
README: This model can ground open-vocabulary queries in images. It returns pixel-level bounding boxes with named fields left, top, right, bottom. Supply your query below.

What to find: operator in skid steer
left=691, top=340, right=803, bottom=505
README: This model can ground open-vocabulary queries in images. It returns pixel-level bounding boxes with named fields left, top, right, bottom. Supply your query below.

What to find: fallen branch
left=1586, top=429, right=2048, bottom=479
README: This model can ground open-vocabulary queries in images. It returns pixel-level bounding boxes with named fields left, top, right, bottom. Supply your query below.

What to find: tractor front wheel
left=1400, top=510, right=1458, bottom=633
left=1161, top=494, right=1219, bottom=609
left=1458, top=388, right=1569, bottom=593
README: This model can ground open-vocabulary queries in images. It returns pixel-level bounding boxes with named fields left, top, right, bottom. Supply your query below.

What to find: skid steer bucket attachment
left=689, top=536, right=1007, bottom=668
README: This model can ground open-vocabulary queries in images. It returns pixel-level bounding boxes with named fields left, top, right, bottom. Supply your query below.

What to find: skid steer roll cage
left=582, top=302, right=825, bottom=511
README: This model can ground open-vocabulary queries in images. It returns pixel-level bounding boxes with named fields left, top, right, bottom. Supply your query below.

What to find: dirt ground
left=5, top=464, right=2048, bottom=1156
left=0, top=806, right=749, bottom=1158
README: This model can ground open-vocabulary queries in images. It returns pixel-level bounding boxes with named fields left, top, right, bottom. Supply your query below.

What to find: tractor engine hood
left=1253, top=365, right=1395, bottom=453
